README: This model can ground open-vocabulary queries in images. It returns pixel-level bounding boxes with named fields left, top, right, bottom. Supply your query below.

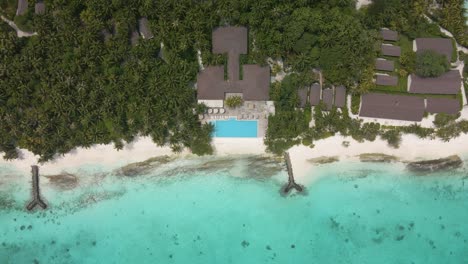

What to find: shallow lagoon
left=1, top=158, right=468, bottom=264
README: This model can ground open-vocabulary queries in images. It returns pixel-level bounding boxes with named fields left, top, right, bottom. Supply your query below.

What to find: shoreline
left=0, top=132, right=467, bottom=186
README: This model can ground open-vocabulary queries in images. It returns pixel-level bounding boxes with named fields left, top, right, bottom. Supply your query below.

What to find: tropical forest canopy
left=1, top=0, right=465, bottom=160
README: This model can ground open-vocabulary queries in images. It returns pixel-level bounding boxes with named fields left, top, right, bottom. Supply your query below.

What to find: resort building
left=35, top=1, right=45, bottom=15
left=322, top=89, right=334, bottom=111
left=380, top=29, right=398, bottom=41
left=334, top=86, right=346, bottom=108
left=381, top=44, right=401, bottom=57
left=309, top=83, right=321, bottom=106
left=426, top=98, right=460, bottom=115
left=414, top=38, right=453, bottom=63
left=297, top=87, right=308, bottom=108
left=196, top=26, right=274, bottom=138
left=138, top=18, right=154, bottom=40
left=375, top=59, right=394, bottom=72
left=376, top=75, right=398, bottom=86
left=359, top=93, right=425, bottom=122
left=408, top=70, right=461, bottom=94
left=16, top=0, right=28, bottom=16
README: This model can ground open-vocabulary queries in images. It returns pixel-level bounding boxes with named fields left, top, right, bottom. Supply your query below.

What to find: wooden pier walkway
left=283, top=152, right=303, bottom=194
left=26, top=165, right=47, bottom=211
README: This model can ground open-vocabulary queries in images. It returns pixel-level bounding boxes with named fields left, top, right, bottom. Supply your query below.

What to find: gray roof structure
left=322, top=89, right=334, bottom=111
left=381, top=45, right=401, bottom=57
left=380, top=29, right=398, bottom=41
left=310, top=83, right=321, bottom=106
left=334, top=86, right=346, bottom=108
left=375, top=59, right=394, bottom=71
left=138, top=18, right=154, bottom=39
left=130, top=30, right=139, bottom=46
left=16, top=0, right=28, bottom=16
left=297, top=87, right=308, bottom=108
left=197, top=27, right=270, bottom=101
left=415, top=38, right=453, bottom=63
left=409, top=70, right=461, bottom=95
left=35, top=1, right=45, bottom=15
left=359, top=93, right=425, bottom=122
left=426, top=98, right=460, bottom=115
left=376, top=75, right=398, bottom=86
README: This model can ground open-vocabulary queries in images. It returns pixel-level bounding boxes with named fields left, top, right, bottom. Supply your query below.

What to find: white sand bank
left=288, top=133, right=468, bottom=185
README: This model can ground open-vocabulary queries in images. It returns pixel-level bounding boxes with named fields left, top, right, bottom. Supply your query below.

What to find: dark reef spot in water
left=198, top=251, right=203, bottom=256
left=243, top=224, right=245, bottom=227
left=376, top=210, right=380, bottom=214
left=454, top=231, right=461, bottom=237
left=2, top=242, right=6, bottom=247
left=241, top=240, right=250, bottom=248
left=354, top=184, right=358, bottom=189
left=266, top=245, right=272, bottom=250
left=439, top=216, right=442, bottom=220
left=27, top=225, right=32, bottom=230
left=76, top=242, right=80, bottom=246
left=441, top=225, right=445, bottom=230
left=329, top=217, right=340, bottom=229
left=291, top=244, right=295, bottom=249
left=92, top=241, right=97, bottom=246
left=66, top=248, right=69, bottom=252
left=51, top=240, right=56, bottom=245
left=395, top=235, right=405, bottom=241
left=345, top=239, right=349, bottom=243
left=169, top=254, right=173, bottom=259
left=20, top=225, right=25, bottom=230
left=372, top=237, right=383, bottom=244
left=397, top=225, right=405, bottom=231
left=33, top=259, right=39, bottom=264
left=13, top=218, right=16, bottom=222
left=409, top=222, right=415, bottom=229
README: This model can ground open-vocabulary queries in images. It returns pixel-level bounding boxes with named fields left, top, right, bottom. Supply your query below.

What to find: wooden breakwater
left=26, top=165, right=47, bottom=211
left=283, top=152, right=303, bottom=194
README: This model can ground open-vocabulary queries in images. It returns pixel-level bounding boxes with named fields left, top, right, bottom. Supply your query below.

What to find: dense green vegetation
left=433, top=0, right=467, bottom=47
left=415, top=50, right=450, bottom=77
left=225, top=96, right=243, bottom=108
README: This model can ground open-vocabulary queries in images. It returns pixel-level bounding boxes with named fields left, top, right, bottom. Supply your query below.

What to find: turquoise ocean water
left=1, top=157, right=468, bottom=264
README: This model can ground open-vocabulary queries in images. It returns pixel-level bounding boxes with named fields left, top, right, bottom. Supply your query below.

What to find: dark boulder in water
left=116, top=156, right=172, bottom=176
left=407, top=155, right=463, bottom=173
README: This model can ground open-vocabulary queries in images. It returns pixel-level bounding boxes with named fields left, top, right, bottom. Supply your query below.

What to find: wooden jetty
left=283, top=152, right=303, bottom=194
left=26, top=165, right=47, bottom=211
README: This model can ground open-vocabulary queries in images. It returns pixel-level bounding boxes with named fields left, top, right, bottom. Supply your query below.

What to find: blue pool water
left=212, top=118, right=258, bottom=138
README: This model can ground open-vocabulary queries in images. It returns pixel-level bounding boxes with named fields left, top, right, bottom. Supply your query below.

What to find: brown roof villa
left=322, top=89, right=334, bottom=111
left=297, top=87, right=308, bottom=108
left=35, top=1, right=45, bottom=15
left=415, top=38, right=453, bottom=63
left=334, top=86, right=346, bottom=108
left=408, top=70, right=461, bottom=95
left=381, top=44, right=401, bottom=57
left=310, top=83, right=321, bottom=106
left=16, top=0, right=28, bottom=16
left=375, top=59, right=394, bottom=71
left=359, top=93, right=425, bottom=122
left=376, top=75, right=398, bottom=86
left=426, top=98, right=460, bottom=115
left=197, top=27, right=270, bottom=101
left=380, top=29, right=398, bottom=41
left=138, top=18, right=154, bottom=39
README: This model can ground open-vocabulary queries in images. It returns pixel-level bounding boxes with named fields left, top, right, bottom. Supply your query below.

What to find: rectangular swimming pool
left=211, top=118, right=258, bottom=138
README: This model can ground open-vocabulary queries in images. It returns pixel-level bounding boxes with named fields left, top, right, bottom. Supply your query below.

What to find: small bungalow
left=380, top=29, right=398, bottom=41
left=415, top=38, right=453, bottom=63
left=426, top=98, right=460, bottom=115
left=310, top=83, right=321, bottom=106
left=360, top=93, right=425, bottom=122
left=297, top=87, right=308, bottom=108
left=376, top=75, right=398, bottom=86
left=375, top=59, right=394, bottom=72
left=322, top=88, right=334, bottom=111
left=35, top=1, right=45, bottom=15
left=138, top=17, right=154, bottom=39
left=408, top=70, right=461, bottom=95
left=130, top=30, right=140, bottom=46
left=334, top=86, right=346, bottom=108
left=381, top=44, right=401, bottom=57
left=16, top=0, right=28, bottom=16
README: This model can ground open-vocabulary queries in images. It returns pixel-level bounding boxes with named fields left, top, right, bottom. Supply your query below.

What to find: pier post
left=26, top=165, right=47, bottom=211
left=283, top=152, right=303, bottom=194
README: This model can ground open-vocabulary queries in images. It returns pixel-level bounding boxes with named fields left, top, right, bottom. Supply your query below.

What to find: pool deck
left=200, top=101, right=275, bottom=138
